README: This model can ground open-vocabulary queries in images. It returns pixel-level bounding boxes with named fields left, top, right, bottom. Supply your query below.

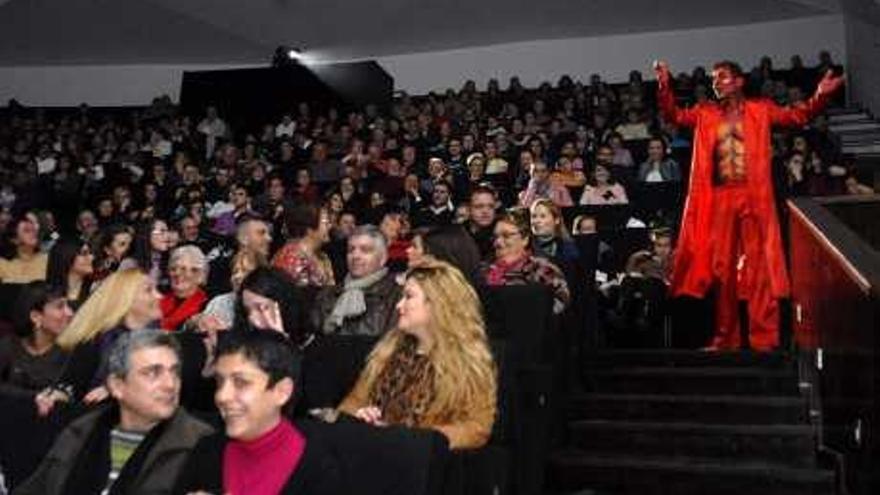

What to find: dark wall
left=180, top=61, right=392, bottom=136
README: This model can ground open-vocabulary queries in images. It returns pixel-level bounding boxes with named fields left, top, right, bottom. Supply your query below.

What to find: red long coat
left=657, top=84, right=830, bottom=299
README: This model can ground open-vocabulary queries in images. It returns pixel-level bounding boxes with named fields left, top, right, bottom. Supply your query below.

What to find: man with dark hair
left=654, top=59, right=844, bottom=351
left=15, top=330, right=213, bottom=495
left=174, top=330, right=340, bottom=495
left=467, top=184, right=499, bottom=260
left=413, top=181, right=454, bottom=228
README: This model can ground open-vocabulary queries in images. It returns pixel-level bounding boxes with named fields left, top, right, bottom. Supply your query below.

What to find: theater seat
left=314, top=417, right=453, bottom=495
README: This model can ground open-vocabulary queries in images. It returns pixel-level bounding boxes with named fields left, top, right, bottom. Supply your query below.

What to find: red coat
left=657, top=84, right=830, bottom=299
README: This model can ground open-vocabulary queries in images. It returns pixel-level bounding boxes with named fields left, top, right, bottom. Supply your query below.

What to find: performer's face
left=712, top=67, right=743, bottom=100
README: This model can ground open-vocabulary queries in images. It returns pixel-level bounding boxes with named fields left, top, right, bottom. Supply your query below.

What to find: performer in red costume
left=654, top=59, right=844, bottom=351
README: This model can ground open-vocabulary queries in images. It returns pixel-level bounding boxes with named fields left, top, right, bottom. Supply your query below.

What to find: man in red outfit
left=654, top=59, right=844, bottom=351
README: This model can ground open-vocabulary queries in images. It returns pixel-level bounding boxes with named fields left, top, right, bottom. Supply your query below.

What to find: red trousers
left=708, top=186, right=779, bottom=351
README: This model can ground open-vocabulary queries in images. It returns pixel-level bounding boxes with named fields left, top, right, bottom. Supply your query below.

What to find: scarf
left=223, top=419, right=306, bottom=495
left=534, top=234, right=558, bottom=258
left=486, top=255, right=528, bottom=286
left=159, top=289, right=207, bottom=331
left=324, top=267, right=388, bottom=333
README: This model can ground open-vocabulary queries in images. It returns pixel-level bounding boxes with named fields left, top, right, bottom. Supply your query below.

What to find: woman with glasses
left=46, top=238, right=94, bottom=310
left=120, top=218, right=172, bottom=289
left=483, top=208, right=570, bottom=314
left=160, top=245, right=208, bottom=331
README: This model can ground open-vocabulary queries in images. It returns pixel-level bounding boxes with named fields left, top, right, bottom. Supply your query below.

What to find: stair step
left=583, top=367, right=800, bottom=396
left=842, top=144, right=880, bottom=155
left=581, top=350, right=795, bottom=369
left=828, top=122, right=880, bottom=132
left=828, top=111, right=871, bottom=122
left=546, top=452, right=836, bottom=495
left=569, top=394, right=808, bottom=424
left=567, top=420, right=815, bottom=467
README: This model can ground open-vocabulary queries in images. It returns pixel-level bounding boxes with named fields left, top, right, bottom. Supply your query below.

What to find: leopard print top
left=368, top=335, right=436, bottom=428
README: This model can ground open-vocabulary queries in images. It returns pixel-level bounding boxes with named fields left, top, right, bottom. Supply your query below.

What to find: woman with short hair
left=160, top=245, right=209, bottom=331
left=483, top=208, right=571, bottom=314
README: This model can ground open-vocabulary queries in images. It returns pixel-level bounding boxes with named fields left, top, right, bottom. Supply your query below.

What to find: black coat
left=173, top=420, right=342, bottom=495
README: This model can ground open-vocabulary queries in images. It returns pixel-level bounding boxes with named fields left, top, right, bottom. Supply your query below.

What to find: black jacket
left=14, top=404, right=213, bottom=495
left=173, top=420, right=342, bottom=495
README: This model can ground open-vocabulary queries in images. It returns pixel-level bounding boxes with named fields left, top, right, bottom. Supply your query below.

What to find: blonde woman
left=35, top=268, right=162, bottom=416
left=338, top=260, right=497, bottom=450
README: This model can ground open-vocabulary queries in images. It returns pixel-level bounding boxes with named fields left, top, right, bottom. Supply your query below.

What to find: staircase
left=545, top=350, right=838, bottom=495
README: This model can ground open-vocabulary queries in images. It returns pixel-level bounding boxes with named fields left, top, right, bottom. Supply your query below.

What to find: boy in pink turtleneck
left=174, top=330, right=340, bottom=495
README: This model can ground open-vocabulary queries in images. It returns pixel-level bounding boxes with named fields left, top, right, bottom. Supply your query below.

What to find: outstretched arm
left=654, top=60, right=697, bottom=127
left=769, top=69, right=845, bottom=126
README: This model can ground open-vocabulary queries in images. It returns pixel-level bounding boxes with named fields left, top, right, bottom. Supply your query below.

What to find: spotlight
left=272, top=45, right=305, bottom=68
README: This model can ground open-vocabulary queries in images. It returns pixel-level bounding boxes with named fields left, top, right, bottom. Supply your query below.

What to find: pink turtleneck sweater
left=222, top=418, right=306, bottom=495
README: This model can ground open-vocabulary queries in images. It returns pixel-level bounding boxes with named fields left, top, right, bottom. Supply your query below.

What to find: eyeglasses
left=495, top=231, right=522, bottom=240
left=170, top=265, right=203, bottom=275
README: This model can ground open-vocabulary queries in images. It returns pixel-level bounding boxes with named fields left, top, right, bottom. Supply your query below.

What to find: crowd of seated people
left=0, top=50, right=864, bottom=493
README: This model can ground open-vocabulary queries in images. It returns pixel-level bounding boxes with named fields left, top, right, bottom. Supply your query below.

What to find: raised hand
left=816, top=69, right=845, bottom=97
left=653, top=60, right=671, bottom=86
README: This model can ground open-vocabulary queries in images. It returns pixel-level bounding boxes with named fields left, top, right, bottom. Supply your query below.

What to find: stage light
left=272, top=45, right=305, bottom=67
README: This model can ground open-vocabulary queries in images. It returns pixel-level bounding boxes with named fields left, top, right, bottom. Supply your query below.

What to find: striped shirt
left=101, top=428, right=146, bottom=495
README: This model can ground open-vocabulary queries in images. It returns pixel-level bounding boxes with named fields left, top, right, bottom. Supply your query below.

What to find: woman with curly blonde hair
left=338, top=260, right=497, bottom=450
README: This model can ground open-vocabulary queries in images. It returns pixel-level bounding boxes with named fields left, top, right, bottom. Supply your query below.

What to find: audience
left=466, top=184, right=499, bottom=260
left=175, top=330, right=341, bottom=494
left=313, top=226, right=401, bottom=337
left=408, top=225, right=483, bottom=286
left=530, top=199, right=580, bottom=276
left=37, top=269, right=162, bottom=415
left=0, top=283, right=71, bottom=397
left=199, top=248, right=266, bottom=333
left=91, top=224, right=134, bottom=284
left=16, top=330, right=213, bottom=495
left=121, top=219, right=171, bottom=288
left=0, top=214, right=47, bottom=283
left=579, top=164, right=629, bottom=205
left=160, top=245, right=209, bottom=331
left=272, top=204, right=335, bottom=287
left=46, top=238, right=94, bottom=310
left=484, top=208, right=570, bottom=314
left=518, top=161, right=574, bottom=208
left=637, top=136, right=682, bottom=183
left=236, top=266, right=312, bottom=345
left=338, top=260, right=497, bottom=450
left=0, top=51, right=858, bottom=493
